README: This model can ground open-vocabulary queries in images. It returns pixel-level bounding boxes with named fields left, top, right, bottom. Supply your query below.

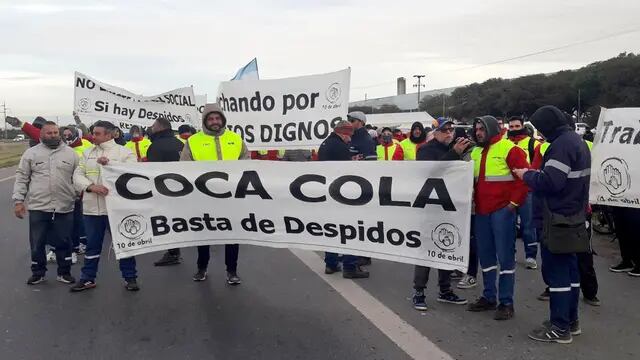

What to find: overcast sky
left=1, top=0, right=639, bottom=123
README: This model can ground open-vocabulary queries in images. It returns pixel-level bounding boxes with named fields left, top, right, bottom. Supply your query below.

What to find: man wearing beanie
left=512, top=105, right=591, bottom=344
left=180, top=103, right=249, bottom=285
left=318, top=120, right=369, bottom=279
left=176, top=124, right=195, bottom=144
left=466, top=115, right=529, bottom=320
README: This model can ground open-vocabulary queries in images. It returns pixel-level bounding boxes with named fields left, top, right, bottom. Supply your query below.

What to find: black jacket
left=147, top=129, right=184, bottom=162
left=350, top=127, right=377, bottom=160
left=416, top=139, right=461, bottom=161
left=318, top=133, right=352, bottom=161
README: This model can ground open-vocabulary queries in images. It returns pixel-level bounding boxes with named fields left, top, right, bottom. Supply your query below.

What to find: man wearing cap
left=410, top=118, right=472, bottom=310
left=466, top=115, right=529, bottom=320
left=376, top=127, right=404, bottom=160
left=318, top=121, right=369, bottom=279
left=180, top=103, right=249, bottom=284
left=346, top=111, right=377, bottom=161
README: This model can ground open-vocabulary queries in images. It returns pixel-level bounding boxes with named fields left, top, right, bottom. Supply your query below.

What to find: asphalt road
left=0, top=165, right=638, bottom=360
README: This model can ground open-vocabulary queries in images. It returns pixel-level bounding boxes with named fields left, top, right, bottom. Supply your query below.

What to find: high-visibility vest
left=514, top=136, right=540, bottom=164
left=188, top=130, right=243, bottom=161
left=376, top=143, right=399, bottom=161
left=73, top=138, right=93, bottom=157
left=471, top=139, right=516, bottom=182
left=539, top=139, right=592, bottom=157
left=585, top=140, right=593, bottom=151
left=125, top=137, right=152, bottom=161
left=400, top=138, right=418, bottom=160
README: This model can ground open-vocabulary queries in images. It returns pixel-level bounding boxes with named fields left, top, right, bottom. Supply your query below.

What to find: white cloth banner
left=102, top=160, right=473, bottom=270
left=216, top=69, right=350, bottom=150
left=589, top=107, right=640, bottom=208
left=73, top=72, right=200, bottom=131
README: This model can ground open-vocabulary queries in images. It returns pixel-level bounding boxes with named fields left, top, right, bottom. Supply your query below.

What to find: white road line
left=289, top=249, right=454, bottom=360
left=0, top=175, right=16, bottom=183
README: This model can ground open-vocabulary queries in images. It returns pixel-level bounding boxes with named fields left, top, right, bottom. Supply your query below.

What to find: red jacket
left=474, top=134, right=530, bottom=215
left=378, top=142, right=404, bottom=160
left=530, top=143, right=545, bottom=170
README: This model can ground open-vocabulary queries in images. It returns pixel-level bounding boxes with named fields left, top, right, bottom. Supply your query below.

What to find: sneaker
left=343, top=266, right=369, bottom=279
left=467, top=297, right=497, bottom=312
left=628, top=266, right=640, bottom=277
left=153, top=252, right=181, bottom=266
left=526, top=258, right=538, bottom=270
left=537, top=288, right=550, bottom=301
left=70, top=280, right=96, bottom=292
left=412, top=291, right=428, bottom=311
left=437, top=291, right=468, bottom=305
left=529, top=324, right=572, bottom=344
left=494, top=304, right=515, bottom=320
left=226, top=272, right=242, bottom=285
left=46, top=250, right=56, bottom=263
left=609, top=261, right=634, bottom=273
left=27, top=275, right=46, bottom=285
left=457, top=275, right=477, bottom=289
left=56, top=274, right=75, bottom=284
left=583, top=296, right=601, bottom=307
left=124, top=278, right=140, bottom=291
left=450, top=270, right=465, bottom=280
left=77, top=244, right=87, bottom=255
left=71, top=252, right=78, bottom=265
left=324, top=265, right=342, bottom=274
left=543, top=320, right=581, bottom=336
left=193, top=269, right=207, bottom=282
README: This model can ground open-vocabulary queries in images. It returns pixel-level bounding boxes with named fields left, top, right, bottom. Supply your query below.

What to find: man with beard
left=507, top=116, right=541, bottom=269
left=411, top=118, right=471, bottom=310
left=180, top=104, right=249, bottom=284
left=13, top=121, right=78, bottom=285
left=400, top=121, right=427, bottom=160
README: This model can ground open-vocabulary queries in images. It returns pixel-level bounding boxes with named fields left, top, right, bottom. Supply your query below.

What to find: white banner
left=73, top=72, right=200, bottom=131
left=102, top=160, right=473, bottom=270
left=217, top=69, right=350, bottom=150
left=589, top=108, right=640, bottom=208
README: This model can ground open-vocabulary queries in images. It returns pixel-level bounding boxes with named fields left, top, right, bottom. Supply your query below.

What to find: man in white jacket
left=70, top=121, right=140, bottom=292
left=12, top=121, right=79, bottom=285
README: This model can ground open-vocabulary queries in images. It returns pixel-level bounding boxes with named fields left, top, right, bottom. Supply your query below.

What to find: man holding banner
left=180, top=104, right=249, bottom=284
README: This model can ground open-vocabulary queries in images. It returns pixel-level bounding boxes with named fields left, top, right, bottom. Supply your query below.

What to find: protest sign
left=589, top=107, right=640, bottom=208
left=102, top=160, right=473, bottom=271
left=73, top=72, right=200, bottom=131
left=217, top=69, right=350, bottom=150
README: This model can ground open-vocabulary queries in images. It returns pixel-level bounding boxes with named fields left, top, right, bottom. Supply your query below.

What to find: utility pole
left=1, top=102, right=7, bottom=140
left=413, top=74, right=426, bottom=111
left=577, top=89, right=581, bottom=123
left=442, top=94, right=446, bottom=118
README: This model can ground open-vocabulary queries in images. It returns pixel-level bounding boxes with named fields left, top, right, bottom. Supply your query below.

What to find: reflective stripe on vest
left=400, top=139, right=417, bottom=160
left=188, top=130, right=243, bottom=161
left=376, top=143, right=398, bottom=161
left=470, top=139, right=516, bottom=182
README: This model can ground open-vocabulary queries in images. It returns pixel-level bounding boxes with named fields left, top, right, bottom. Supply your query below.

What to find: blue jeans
left=324, top=253, right=358, bottom=271
left=80, top=215, right=137, bottom=281
left=517, top=193, right=538, bottom=259
left=541, top=245, right=579, bottom=331
left=475, top=206, right=516, bottom=305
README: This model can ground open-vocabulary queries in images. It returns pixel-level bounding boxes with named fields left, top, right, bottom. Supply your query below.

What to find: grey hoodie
left=13, top=143, right=79, bottom=213
left=471, top=115, right=501, bottom=147
left=180, top=103, right=249, bottom=161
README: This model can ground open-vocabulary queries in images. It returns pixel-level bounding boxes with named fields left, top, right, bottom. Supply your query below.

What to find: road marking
left=289, top=249, right=454, bottom=360
left=0, top=175, right=16, bottom=183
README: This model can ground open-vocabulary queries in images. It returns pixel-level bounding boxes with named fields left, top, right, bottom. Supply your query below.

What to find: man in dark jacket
left=148, top=117, right=186, bottom=266
left=347, top=111, right=377, bottom=160
left=411, top=118, right=471, bottom=310
left=513, top=105, right=591, bottom=344
left=318, top=121, right=369, bottom=279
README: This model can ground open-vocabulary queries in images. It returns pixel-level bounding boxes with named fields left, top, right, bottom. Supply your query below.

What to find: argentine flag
left=231, top=58, right=259, bottom=80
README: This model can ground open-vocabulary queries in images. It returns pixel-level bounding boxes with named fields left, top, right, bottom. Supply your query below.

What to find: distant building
left=350, top=84, right=457, bottom=112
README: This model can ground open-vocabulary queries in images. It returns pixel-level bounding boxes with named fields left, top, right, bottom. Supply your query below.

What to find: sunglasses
left=439, top=127, right=454, bottom=133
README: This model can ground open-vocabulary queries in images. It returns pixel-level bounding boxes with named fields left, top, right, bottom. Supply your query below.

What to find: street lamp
left=413, top=75, right=426, bottom=111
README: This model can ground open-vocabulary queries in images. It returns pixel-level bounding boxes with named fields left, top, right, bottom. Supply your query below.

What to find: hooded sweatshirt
left=400, top=122, right=427, bottom=160
left=471, top=115, right=529, bottom=215
left=180, top=103, right=250, bottom=161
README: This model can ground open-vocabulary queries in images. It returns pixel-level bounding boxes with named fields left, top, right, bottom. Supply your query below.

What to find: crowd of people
left=7, top=103, right=640, bottom=345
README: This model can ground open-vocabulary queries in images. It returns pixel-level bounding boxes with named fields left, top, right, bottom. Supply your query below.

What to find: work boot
left=343, top=266, right=369, bottom=279
left=154, top=252, right=181, bottom=266
left=467, top=297, right=497, bottom=312
left=494, top=304, right=515, bottom=320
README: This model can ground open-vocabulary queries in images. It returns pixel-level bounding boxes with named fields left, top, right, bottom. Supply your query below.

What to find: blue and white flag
left=231, top=58, right=259, bottom=81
